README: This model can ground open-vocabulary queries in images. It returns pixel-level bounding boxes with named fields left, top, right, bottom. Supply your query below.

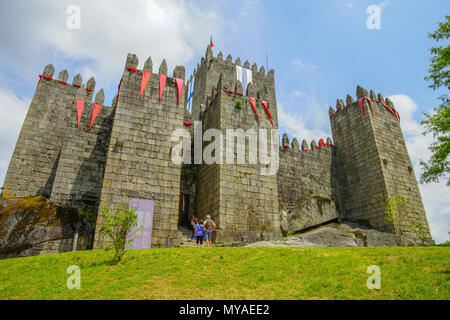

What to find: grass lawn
left=0, top=246, right=448, bottom=300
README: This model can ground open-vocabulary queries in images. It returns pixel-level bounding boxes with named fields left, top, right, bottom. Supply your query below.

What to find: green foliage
left=383, top=192, right=431, bottom=245
left=408, top=217, right=432, bottom=246
left=235, top=99, right=242, bottom=109
left=383, top=192, right=407, bottom=243
left=421, top=16, right=450, bottom=185
left=78, top=208, right=97, bottom=227
left=100, top=204, right=139, bottom=264
left=424, top=16, right=450, bottom=90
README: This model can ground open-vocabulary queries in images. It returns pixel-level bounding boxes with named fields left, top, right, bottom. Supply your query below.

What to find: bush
left=100, top=204, right=139, bottom=264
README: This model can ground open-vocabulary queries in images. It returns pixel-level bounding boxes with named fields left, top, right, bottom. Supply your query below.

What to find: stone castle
left=1, top=45, right=433, bottom=250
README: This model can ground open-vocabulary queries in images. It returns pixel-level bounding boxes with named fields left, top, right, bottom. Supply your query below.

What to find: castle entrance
left=178, top=193, right=190, bottom=228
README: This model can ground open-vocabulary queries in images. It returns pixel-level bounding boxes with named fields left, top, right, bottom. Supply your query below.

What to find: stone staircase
left=174, top=227, right=196, bottom=247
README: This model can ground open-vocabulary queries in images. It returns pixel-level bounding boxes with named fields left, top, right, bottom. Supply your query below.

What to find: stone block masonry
left=92, top=54, right=186, bottom=249
left=277, top=135, right=340, bottom=230
left=3, top=65, right=113, bottom=214
left=2, top=45, right=434, bottom=251
left=330, top=86, right=433, bottom=244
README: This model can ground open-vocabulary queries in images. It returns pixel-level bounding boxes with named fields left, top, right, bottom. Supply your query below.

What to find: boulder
left=0, top=196, right=94, bottom=259
left=281, top=195, right=339, bottom=234
left=246, top=221, right=406, bottom=248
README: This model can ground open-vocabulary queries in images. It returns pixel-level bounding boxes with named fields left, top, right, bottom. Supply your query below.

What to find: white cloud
left=292, top=58, right=318, bottom=70
left=388, top=94, right=449, bottom=244
left=0, top=0, right=225, bottom=87
left=0, top=84, right=30, bottom=186
left=278, top=90, right=331, bottom=145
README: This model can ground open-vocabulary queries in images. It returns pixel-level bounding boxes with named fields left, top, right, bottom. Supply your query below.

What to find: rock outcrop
left=246, top=221, right=408, bottom=248
left=0, top=196, right=94, bottom=259
left=280, top=195, right=339, bottom=235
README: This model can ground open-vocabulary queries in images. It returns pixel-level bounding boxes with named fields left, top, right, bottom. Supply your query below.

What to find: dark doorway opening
left=178, top=193, right=190, bottom=228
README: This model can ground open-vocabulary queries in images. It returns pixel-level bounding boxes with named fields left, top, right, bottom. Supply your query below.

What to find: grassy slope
left=0, top=247, right=448, bottom=300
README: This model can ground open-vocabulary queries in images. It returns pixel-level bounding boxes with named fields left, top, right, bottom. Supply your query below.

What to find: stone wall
left=2, top=64, right=112, bottom=215
left=277, top=135, right=340, bottom=232
left=330, top=86, right=433, bottom=244
left=92, top=54, right=186, bottom=249
left=196, top=74, right=281, bottom=242
left=50, top=98, right=114, bottom=212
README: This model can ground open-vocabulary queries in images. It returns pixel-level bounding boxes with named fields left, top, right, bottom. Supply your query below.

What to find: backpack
left=196, top=224, right=204, bottom=237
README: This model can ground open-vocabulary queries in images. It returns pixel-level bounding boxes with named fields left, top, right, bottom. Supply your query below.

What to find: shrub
left=100, top=204, right=139, bottom=264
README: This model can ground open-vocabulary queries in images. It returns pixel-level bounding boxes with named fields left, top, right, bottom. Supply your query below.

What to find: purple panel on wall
left=126, top=199, right=154, bottom=250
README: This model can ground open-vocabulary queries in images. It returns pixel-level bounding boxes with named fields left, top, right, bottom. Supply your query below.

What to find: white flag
left=236, top=65, right=252, bottom=92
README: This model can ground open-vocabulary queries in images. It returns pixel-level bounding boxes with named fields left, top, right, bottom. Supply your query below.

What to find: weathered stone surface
left=246, top=221, right=406, bottom=248
left=0, top=196, right=93, bottom=259
left=280, top=195, right=339, bottom=234
left=330, top=85, right=433, bottom=244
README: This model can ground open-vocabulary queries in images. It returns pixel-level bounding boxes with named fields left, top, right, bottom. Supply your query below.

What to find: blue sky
left=0, top=0, right=448, bottom=242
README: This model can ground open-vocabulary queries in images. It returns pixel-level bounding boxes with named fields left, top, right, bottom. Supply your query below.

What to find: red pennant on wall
left=89, top=103, right=102, bottom=131
left=159, top=74, right=167, bottom=103
left=358, top=98, right=365, bottom=117
left=117, top=77, right=123, bottom=104
left=175, top=78, right=184, bottom=106
left=76, top=99, right=85, bottom=128
left=392, top=107, right=400, bottom=121
left=139, top=71, right=151, bottom=98
left=260, top=100, right=273, bottom=126
left=249, top=97, right=261, bottom=124
left=319, top=138, right=326, bottom=147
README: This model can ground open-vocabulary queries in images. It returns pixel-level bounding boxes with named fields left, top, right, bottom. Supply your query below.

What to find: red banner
left=117, top=77, right=123, bottom=104
left=159, top=74, right=167, bottom=103
left=319, top=138, right=326, bottom=147
left=260, top=100, right=273, bottom=126
left=140, top=71, right=151, bottom=98
left=76, top=99, right=85, bottom=128
left=249, top=97, right=261, bottom=124
left=89, top=103, right=102, bottom=131
left=358, top=98, right=365, bottom=117
left=175, top=78, right=184, bottom=106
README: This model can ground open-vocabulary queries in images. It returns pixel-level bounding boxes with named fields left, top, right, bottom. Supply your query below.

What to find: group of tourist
left=189, top=215, right=216, bottom=247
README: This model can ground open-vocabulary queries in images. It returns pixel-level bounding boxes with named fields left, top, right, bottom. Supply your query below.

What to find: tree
left=100, top=204, right=139, bottom=264
left=421, top=16, right=450, bottom=186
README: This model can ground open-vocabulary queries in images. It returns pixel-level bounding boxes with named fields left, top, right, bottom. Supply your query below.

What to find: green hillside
left=0, top=247, right=448, bottom=300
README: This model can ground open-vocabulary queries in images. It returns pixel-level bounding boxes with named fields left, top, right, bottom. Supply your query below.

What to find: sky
left=0, top=0, right=448, bottom=243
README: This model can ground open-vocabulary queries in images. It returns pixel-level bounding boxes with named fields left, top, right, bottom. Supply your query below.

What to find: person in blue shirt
left=195, top=220, right=204, bottom=247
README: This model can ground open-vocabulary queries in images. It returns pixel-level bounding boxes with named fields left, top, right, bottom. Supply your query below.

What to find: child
left=195, top=220, right=204, bottom=247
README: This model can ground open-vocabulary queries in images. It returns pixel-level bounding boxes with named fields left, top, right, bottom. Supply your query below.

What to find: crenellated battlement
left=280, top=133, right=333, bottom=152
left=329, top=85, right=401, bottom=123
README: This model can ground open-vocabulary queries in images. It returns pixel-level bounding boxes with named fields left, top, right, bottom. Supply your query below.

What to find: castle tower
left=2, top=64, right=113, bottom=212
left=92, top=54, right=187, bottom=249
left=191, top=46, right=281, bottom=242
left=330, top=86, right=433, bottom=244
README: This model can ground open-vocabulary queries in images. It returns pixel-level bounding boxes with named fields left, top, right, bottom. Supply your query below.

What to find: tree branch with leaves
left=421, top=15, right=450, bottom=185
